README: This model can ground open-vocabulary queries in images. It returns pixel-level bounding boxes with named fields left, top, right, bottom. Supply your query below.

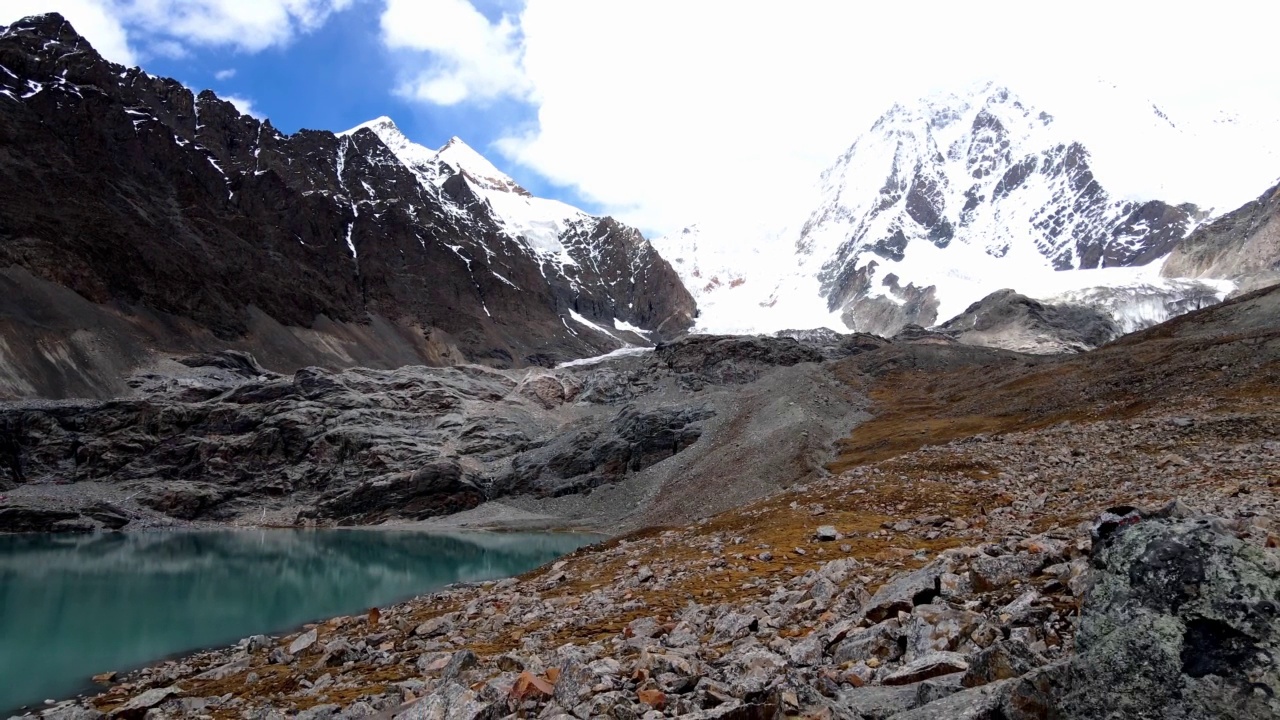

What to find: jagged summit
left=3, top=12, right=90, bottom=48
left=0, top=15, right=695, bottom=397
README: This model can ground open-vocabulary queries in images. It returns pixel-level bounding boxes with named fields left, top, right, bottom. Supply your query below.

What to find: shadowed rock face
left=0, top=14, right=695, bottom=399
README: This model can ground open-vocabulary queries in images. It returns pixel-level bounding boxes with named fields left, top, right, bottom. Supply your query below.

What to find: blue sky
left=138, top=3, right=578, bottom=207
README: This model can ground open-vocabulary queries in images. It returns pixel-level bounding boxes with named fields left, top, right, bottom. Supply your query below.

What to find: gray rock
left=415, top=616, right=453, bottom=638
left=193, top=657, right=250, bottom=681
left=938, top=289, right=1123, bottom=354
left=108, top=686, right=181, bottom=719
left=724, top=649, right=786, bottom=698
left=968, top=553, right=1045, bottom=592
left=863, top=559, right=950, bottom=622
left=833, top=685, right=921, bottom=720
left=961, top=639, right=1044, bottom=688
left=41, top=705, right=103, bottom=720
left=815, top=525, right=839, bottom=541
left=881, top=652, right=969, bottom=686
left=243, top=634, right=272, bottom=653
left=831, top=618, right=904, bottom=665
left=552, top=659, right=596, bottom=709
left=786, top=635, right=824, bottom=667
left=710, top=611, right=757, bottom=645
left=914, top=674, right=966, bottom=706
left=289, top=628, right=318, bottom=655
left=1054, top=516, right=1280, bottom=719
left=336, top=702, right=377, bottom=720
left=294, top=705, right=340, bottom=720
left=440, top=649, right=477, bottom=683
left=397, top=681, right=493, bottom=720
left=902, top=603, right=984, bottom=658
left=885, top=679, right=1014, bottom=720
left=572, top=691, right=633, bottom=720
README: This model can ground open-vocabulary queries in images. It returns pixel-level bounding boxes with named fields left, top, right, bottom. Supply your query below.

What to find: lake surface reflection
left=0, top=529, right=599, bottom=714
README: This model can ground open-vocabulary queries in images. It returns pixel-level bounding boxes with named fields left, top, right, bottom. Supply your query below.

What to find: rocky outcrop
left=0, top=331, right=863, bottom=533
left=1052, top=513, right=1280, bottom=718
left=0, top=14, right=694, bottom=400
left=938, top=289, right=1121, bottom=354
left=1163, top=180, right=1280, bottom=294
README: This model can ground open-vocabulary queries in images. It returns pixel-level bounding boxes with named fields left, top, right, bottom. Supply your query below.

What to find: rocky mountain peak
left=0, top=15, right=695, bottom=397
left=3, top=12, right=93, bottom=53
left=794, top=82, right=1203, bottom=335
left=435, top=135, right=529, bottom=196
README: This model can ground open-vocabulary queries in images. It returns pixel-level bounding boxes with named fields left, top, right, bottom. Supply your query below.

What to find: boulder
left=831, top=618, right=904, bottom=664
left=968, top=553, right=1045, bottom=592
left=961, top=639, right=1044, bottom=688
left=108, top=686, right=181, bottom=719
left=881, top=652, right=969, bottom=686
left=902, top=603, right=985, bottom=658
left=1053, top=516, right=1280, bottom=719
left=863, top=559, right=951, bottom=622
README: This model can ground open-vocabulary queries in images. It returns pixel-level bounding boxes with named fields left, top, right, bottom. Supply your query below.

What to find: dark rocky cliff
left=0, top=14, right=695, bottom=399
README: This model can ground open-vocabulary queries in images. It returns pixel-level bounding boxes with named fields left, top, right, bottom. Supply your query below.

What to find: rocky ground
left=0, top=334, right=873, bottom=536
left=8, top=285, right=1278, bottom=719
left=19, top=399, right=1277, bottom=719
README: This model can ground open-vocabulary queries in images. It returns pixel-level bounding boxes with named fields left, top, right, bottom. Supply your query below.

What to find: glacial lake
left=0, top=529, right=600, bottom=714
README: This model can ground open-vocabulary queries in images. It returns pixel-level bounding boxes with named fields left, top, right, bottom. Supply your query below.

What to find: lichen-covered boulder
left=1059, top=516, right=1280, bottom=719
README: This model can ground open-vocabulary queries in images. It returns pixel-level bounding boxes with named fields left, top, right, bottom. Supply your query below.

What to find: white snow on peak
left=340, top=116, right=442, bottom=185
left=435, top=136, right=524, bottom=194
left=652, top=82, right=1244, bottom=339
left=341, top=116, right=590, bottom=274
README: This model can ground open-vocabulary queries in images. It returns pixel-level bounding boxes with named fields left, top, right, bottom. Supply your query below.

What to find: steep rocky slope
left=0, top=14, right=694, bottom=400
left=1164, top=178, right=1280, bottom=294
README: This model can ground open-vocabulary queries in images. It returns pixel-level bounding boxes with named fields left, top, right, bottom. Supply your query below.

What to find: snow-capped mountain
left=341, top=118, right=601, bottom=285
left=0, top=13, right=694, bottom=397
left=657, top=83, right=1235, bottom=343
left=336, top=117, right=695, bottom=342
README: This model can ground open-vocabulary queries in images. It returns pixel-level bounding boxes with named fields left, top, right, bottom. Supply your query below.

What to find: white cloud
left=147, top=37, right=187, bottom=58
left=222, top=93, right=260, bottom=118
left=1, top=0, right=137, bottom=64
left=380, top=0, right=529, bottom=106
left=2, top=0, right=355, bottom=65
left=117, top=0, right=355, bottom=53
left=462, top=0, right=1280, bottom=235
left=214, top=68, right=236, bottom=81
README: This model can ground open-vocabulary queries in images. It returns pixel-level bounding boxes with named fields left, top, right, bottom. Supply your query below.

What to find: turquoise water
left=0, top=529, right=598, bottom=714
